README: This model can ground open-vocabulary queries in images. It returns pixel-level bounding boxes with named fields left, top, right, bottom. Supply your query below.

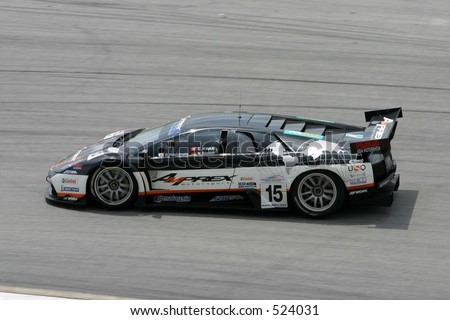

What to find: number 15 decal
left=260, top=183, right=288, bottom=209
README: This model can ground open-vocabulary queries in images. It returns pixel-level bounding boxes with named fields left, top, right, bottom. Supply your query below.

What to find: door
left=229, top=130, right=290, bottom=209
left=147, top=129, right=236, bottom=194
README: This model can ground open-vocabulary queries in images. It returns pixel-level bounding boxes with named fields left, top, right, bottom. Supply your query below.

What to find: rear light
left=384, top=153, right=393, bottom=171
left=367, top=152, right=386, bottom=182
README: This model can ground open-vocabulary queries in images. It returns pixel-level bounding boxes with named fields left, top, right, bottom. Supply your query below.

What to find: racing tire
left=291, top=170, right=345, bottom=218
left=89, top=166, right=137, bottom=209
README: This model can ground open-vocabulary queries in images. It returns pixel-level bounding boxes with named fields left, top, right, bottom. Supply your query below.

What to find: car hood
left=50, top=128, right=144, bottom=172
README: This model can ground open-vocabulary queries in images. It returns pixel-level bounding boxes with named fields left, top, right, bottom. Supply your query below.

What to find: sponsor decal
left=154, top=195, right=191, bottom=203
left=87, top=150, right=104, bottom=161
left=260, top=175, right=286, bottom=183
left=349, top=177, right=368, bottom=185
left=349, top=189, right=369, bottom=195
left=63, top=170, right=78, bottom=175
left=61, top=187, right=79, bottom=192
left=189, top=146, right=218, bottom=156
left=189, top=147, right=199, bottom=156
left=199, top=146, right=217, bottom=154
left=153, top=173, right=235, bottom=186
left=63, top=196, right=79, bottom=201
left=61, top=178, right=77, bottom=184
left=347, top=164, right=366, bottom=172
left=345, top=133, right=364, bottom=139
left=73, top=163, right=83, bottom=170
left=283, top=130, right=324, bottom=140
left=238, top=182, right=257, bottom=189
left=374, top=124, right=386, bottom=139
left=175, top=152, right=189, bottom=157
left=356, top=140, right=381, bottom=152
left=374, top=117, right=393, bottom=140
left=240, top=177, right=254, bottom=181
left=210, top=195, right=245, bottom=202
left=382, top=117, right=394, bottom=125
left=350, top=139, right=390, bottom=154
left=260, top=183, right=288, bottom=209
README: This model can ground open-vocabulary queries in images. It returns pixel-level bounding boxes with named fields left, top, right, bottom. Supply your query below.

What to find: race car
left=46, top=107, right=402, bottom=218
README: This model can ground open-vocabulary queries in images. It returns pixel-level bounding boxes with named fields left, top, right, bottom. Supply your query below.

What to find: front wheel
left=90, top=166, right=137, bottom=209
left=291, top=170, right=345, bottom=218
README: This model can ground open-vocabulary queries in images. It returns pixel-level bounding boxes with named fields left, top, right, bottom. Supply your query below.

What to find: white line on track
left=0, top=285, right=128, bottom=300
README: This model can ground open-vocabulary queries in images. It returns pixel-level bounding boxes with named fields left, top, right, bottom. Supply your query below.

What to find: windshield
left=128, top=117, right=189, bottom=146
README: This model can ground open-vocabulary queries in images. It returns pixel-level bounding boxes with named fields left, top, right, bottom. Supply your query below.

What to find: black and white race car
left=46, top=108, right=402, bottom=218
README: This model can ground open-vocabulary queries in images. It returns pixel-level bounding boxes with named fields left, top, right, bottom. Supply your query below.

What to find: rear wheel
left=291, top=170, right=344, bottom=218
left=90, top=166, right=137, bottom=209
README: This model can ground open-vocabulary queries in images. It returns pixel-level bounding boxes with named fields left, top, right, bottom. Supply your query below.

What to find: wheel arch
left=290, top=167, right=346, bottom=191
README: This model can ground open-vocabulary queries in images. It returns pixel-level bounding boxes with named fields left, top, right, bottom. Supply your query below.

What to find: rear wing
left=350, top=107, right=403, bottom=154
left=363, top=107, right=403, bottom=141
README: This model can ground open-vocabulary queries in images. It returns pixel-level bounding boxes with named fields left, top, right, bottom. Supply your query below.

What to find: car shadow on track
left=47, top=190, right=419, bottom=230
left=45, top=198, right=154, bottom=217
left=332, top=189, right=419, bottom=230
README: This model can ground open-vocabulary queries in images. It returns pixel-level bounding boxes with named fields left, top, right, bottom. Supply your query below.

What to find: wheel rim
left=297, top=172, right=337, bottom=213
left=93, top=167, right=133, bottom=206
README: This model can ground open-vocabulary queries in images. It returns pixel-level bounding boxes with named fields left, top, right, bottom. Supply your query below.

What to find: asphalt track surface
left=1, top=0, right=449, bottom=299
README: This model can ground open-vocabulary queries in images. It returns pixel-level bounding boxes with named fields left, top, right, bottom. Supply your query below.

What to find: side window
left=234, top=132, right=256, bottom=154
left=277, top=133, right=309, bottom=151
left=251, top=132, right=279, bottom=150
left=164, top=129, right=223, bottom=157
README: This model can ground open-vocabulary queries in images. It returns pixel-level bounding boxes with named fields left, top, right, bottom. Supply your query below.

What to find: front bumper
left=45, top=180, right=87, bottom=206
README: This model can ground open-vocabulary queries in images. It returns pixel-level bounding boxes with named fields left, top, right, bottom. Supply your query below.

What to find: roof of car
left=182, top=111, right=364, bottom=134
